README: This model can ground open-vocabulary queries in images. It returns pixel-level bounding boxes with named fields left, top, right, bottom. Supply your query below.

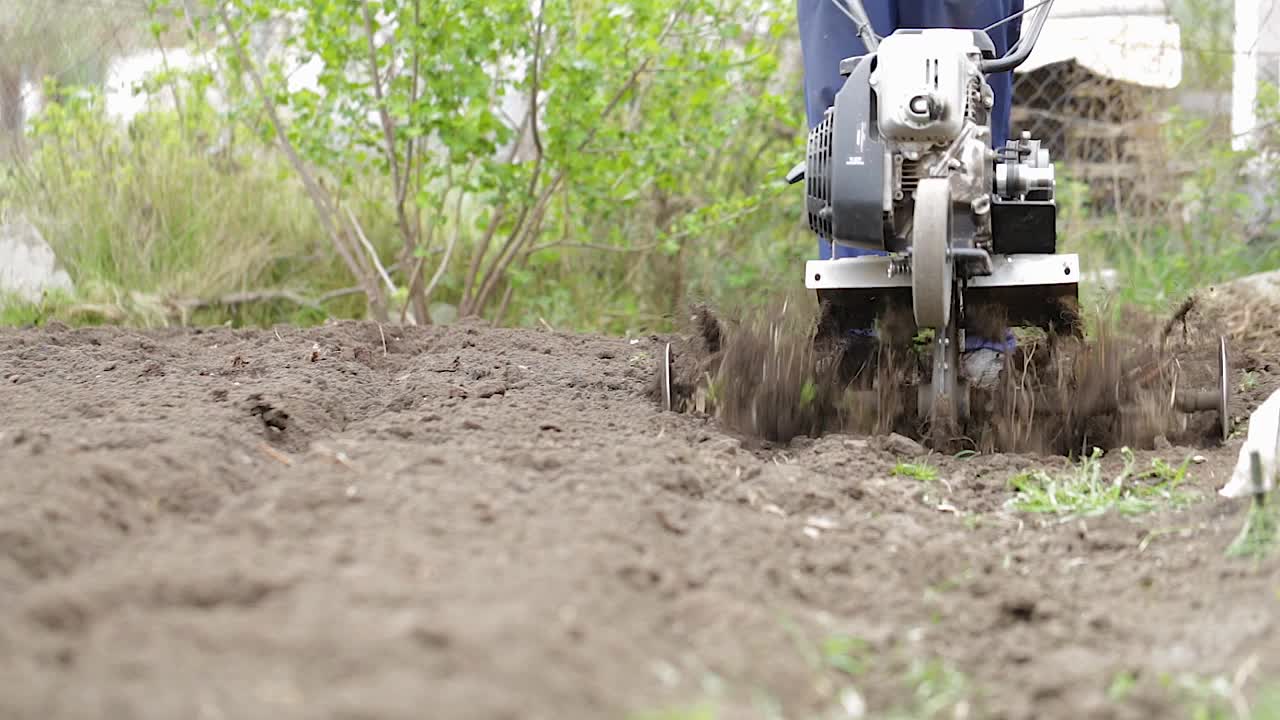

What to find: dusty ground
left=2, top=308, right=1279, bottom=719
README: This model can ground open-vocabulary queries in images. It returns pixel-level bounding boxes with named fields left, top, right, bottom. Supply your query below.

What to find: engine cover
left=804, top=55, right=888, bottom=251
left=870, top=29, right=983, bottom=146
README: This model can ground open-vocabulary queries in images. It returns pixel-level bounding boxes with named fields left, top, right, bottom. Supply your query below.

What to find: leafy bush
left=128, top=0, right=810, bottom=331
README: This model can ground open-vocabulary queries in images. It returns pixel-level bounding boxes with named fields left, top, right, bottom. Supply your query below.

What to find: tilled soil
left=2, top=317, right=1279, bottom=720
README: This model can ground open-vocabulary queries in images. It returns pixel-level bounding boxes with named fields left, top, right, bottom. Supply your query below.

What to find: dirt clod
left=882, top=432, right=927, bottom=457
left=472, top=380, right=507, bottom=398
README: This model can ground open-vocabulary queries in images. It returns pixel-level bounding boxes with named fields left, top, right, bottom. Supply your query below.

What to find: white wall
left=21, top=46, right=225, bottom=126
left=1017, top=1, right=1183, bottom=88
left=1232, top=0, right=1280, bottom=150
left=1257, top=0, right=1280, bottom=87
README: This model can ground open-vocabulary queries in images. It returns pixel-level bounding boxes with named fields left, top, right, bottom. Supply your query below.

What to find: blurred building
left=1230, top=0, right=1280, bottom=149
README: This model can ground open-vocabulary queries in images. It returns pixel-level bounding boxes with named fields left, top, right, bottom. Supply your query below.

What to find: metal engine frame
left=785, top=0, right=1082, bottom=439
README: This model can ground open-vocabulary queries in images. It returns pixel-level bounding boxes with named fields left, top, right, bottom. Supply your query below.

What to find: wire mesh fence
left=1008, top=0, right=1280, bottom=227
left=999, top=0, right=1280, bottom=306
left=1012, top=59, right=1183, bottom=216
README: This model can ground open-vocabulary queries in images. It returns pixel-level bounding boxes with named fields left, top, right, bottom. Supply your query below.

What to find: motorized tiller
left=661, top=0, right=1231, bottom=447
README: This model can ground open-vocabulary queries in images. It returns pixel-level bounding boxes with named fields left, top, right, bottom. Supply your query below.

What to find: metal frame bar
left=804, top=253, right=1080, bottom=291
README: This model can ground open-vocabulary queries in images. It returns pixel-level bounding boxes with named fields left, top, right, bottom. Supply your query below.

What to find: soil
left=2, top=306, right=1280, bottom=719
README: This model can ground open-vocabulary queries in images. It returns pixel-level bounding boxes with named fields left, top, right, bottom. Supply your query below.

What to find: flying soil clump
left=657, top=294, right=1231, bottom=455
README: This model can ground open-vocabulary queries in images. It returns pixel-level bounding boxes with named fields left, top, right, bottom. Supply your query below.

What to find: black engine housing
left=804, top=54, right=887, bottom=252
left=800, top=32, right=1056, bottom=258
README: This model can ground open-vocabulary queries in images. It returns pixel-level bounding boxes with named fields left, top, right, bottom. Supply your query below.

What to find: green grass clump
left=1108, top=671, right=1139, bottom=702
left=1225, top=452, right=1279, bottom=560
left=892, top=462, right=939, bottom=482
left=0, top=290, right=75, bottom=327
left=892, top=658, right=971, bottom=720
left=3, top=85, right=385, bottom=328
left=1007, top=448, right=1198, bottom=518
left=1161, top=672, right=1280, bottom=720
left=823, top=634, right=873, bottom=677
left=1227, top=496, right=1279, bottom=560
left=818, top=632, right=974, bottom=719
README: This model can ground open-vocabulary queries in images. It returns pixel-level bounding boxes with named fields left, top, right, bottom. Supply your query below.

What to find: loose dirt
left=2, top=309, right=1279, bottom=719
left=672, top=291, right=1248, bottom=456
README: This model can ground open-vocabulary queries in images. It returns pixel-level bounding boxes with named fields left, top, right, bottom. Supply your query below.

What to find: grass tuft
left=1007, top=448, right=1198, bottom=518
left=894, top=658, right=970, bottom=720
left=892, top=462, right=939, bottom=482
left=816, top=633, right=974, bottom=719
left=1108, top=671, right=1138, bottom=702
left=1226, top=499, right=1279, bottom=560
left=0, top=290, right=77, bottom=327
left=822, top=634, right=872, bottom=677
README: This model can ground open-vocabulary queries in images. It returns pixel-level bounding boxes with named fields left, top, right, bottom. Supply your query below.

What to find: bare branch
left=345, top=205, right=398, bottom=297
left=521, top=240, right=660, bottom=256
left=361, top=0, right=424, bottom=324
left=491, top=282, right=518, bottom=328
left=460, top=209, right=507, bottom=314
left=474, top=124, right=549, bottom=310
left=320, top=286, right=369, bottom=303
left=172, top=290, right=325, bottom=312
left=471, top=174, right=561, bottom=311
left=423, top=179, right=468, bottom=306
left=399, top=204, right=435, bottom=325
left=404, top=0, right=423, bottom=212
left=361, top=1, right=403, bottom=198
left=529, top=0, right=546, bottom=158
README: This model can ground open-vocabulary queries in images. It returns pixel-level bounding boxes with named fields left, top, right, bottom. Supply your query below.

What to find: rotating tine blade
left=662, top=342, right=673, bottom=412
left=1219, top=335, right=1231, bottom=441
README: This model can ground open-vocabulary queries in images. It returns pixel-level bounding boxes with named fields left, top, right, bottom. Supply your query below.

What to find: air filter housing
left=804, top=112, right=833, bottom=239
left=800, top=55, right=887, bottom=251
